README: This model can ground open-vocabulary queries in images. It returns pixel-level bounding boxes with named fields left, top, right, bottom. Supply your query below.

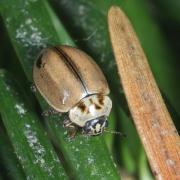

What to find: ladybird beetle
left=33, top=45, right=112, bottom=137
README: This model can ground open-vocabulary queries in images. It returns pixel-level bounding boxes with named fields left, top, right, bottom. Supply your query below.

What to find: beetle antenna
left=104, top=129, right=127, bottom=137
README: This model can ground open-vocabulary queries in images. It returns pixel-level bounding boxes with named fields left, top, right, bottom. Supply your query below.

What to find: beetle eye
left=82, top=125, right=91, bottom=134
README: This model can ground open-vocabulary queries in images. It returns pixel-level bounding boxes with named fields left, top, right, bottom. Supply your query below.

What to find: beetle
left=33, top=45, right=112, bottom=137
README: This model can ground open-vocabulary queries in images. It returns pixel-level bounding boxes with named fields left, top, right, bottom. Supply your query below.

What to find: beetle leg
left=68, top=128, right=78, bottom=138
left=42, top=108, right=61, bottom=117
left=63, top=119, right=78, bottom=138
left=63, top=118, right=73, bottom=128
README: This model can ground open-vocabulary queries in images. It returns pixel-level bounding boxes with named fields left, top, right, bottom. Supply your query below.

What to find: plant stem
left=108, top=6, right=180, bottom=179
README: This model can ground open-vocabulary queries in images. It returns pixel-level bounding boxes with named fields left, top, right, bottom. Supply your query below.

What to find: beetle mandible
left=33, top=45, right=112, bottom=137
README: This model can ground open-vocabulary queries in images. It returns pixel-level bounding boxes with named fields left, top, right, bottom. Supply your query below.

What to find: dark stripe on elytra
left=78, top=102, right=86, bottom=112
left=95, top=104, right=101, bottom=110
left=36, top=52, right=47, bottom=69
left=78, top=102, right=90, bottom=114
left=98, top=95, right=104, bottom=105
left=36, top=53, right=43, bottom=68
left=89, top=98, right=101, bottom=110
left=54, top=47, right=88, bottom=95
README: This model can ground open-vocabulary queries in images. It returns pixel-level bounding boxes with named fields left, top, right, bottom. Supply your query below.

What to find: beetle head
left=82, top=116, right=108, bottom=136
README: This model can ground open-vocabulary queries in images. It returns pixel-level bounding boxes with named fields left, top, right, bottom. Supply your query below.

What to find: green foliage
left=0, top=0, right=179, bottom=179
left=0, top=70, right=67, bottom=179
left=0, top=0, right=119, bottom=179
left=0, top=127, right=25, bottom=180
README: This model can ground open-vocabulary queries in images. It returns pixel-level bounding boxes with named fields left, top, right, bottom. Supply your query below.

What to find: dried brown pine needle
left=108, top=6, right=180, bottom=180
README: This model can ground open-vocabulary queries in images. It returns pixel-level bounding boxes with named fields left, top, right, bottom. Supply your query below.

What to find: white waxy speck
left=6, top=17, right=11, bottom=23
left=40, top=159, right=45, bottom=164
left=25, top=0, right=37, bottom=6
left=62, top=90, right=70, bottom=105
left=64, top=40, right=73, bottom=46
left=6, top=86, right=10, bottom=91
left=0, top=73, right=4, bottom=77
left=15, top=18, right=48, bottom=48
left=75, top=148, right=79, bottom=152
left=15, top=103, right=27, bottom=117
left=76, top=164, right=80, bottom=170
left=25, top=18, right=32, bottom=24
left=87, top=157, right=94, bottom=164
left=23, top=124, right=53, bottom=175
left=25, top=124, right=31, bottom=128
left=107, top=171, right=111, bottom=175
left=113, top=162, right=117, bottom=168
left=78, top=5, right=86, bottom=15
left=91, top=167, right=98, bottom=176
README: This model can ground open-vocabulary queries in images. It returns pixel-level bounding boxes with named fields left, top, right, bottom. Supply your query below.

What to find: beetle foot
left=67, top=129, right=77, bottom=139
left=42, top=108, right=61, bottom=117
left=63, top=119, right=73, bottom=128
left=63, top=119, right=77, bottom=138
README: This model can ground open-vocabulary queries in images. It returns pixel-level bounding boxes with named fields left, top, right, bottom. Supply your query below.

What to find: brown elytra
left=33, top=45, right=109, bottom=112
